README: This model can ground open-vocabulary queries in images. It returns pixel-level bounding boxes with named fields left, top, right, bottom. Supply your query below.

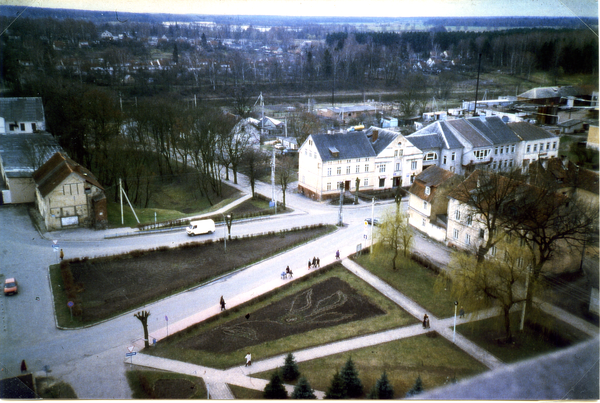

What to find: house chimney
left=372, top=129, right=378, bottom=142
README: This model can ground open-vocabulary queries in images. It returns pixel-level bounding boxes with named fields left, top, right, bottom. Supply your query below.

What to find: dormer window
left=425, top=186, right=431, bottom=195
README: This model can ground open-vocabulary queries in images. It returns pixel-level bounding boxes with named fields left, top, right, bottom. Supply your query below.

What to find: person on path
left=308, top=260, right=312, bottom=270
left=459, top=306, right=465, bottom=318
left=20, top=360, right=27, bottom=373
left=286, top=267, right=293, bottom=279
left=316, top=257, right=320, bottom=268
left=220, top=296, right=226, bottom=311
left=335, top=250, right=340, bottom=260
left=59, top=249, right=64, bottom=260
left=312, top=257, right=317, bottom=268
left=245, top=352, right=252, bottom=367
left=281, top=271, right=287, bottom=280
left=423, top=314, right=429, bottom=329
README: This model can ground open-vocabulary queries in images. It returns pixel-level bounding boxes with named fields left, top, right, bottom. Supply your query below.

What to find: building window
left=365, top=158, right=369, bottom=161
left=327, top=168, right=332, bottom=176
left=347, top=160, right=351, bottom=163
left=337, top=167, right=341, bottom=175
left=490, top=246, right=497, bottom=256
left=443, top=155, right=447, bottom=164
left=346, top=166, right=351, bottom=174
left=552, top=142, right=557, bottom=150
left=424, top=152, right=438, bottom=161
left=326, top=182, right=331, bottom=191
left=509, top=160, right=513, bottom=167
left=451, top=152, right=456, bottom=161
left=494, top=147, right=498, bottom=155
left=479, top=228, right=485, bottom=238
left=455, top=209, right=460, bottom=220
left=411, top=161, right=417, bottom=170
left=356, top=165, right=360, bottom=173
left=364, top=178, right=369, bottom=186
left=527, top=144, right=531, bottom=152
left=516, top=257, right=524, bottom=268
left=474, top=149, right=490, bottom=160
left=365, top=164, right=369, bottom=172
left=423, top=201, right=428, bottom=210
left=422, top=218, right=426, bottom=227
left=533, top=144, right=537, bottom=152
left=399, top=149, right=404, bottom=156
left=425, top=186, right=430, bottom=195
left=546, top=142, right=550, bottom=150
left=467, top=215, right=472, bottom=226
left=309, top=140, right=313, bottom=146
left=379, top=178, right=385, bottom=187
left=394, top=150, right=398, bottom=157
left=492, top=161, right=497, bottom=170
left=504, top=160, right=508, bottom=168
left=539, top=143, right=544, bottom=151
left=466, top=234, right=471, bottom=245
left=511, top=144, right=515, bottom=153
left=453, top=229, right=459, bottom=239
left=378, top=164, right=386, bottom=173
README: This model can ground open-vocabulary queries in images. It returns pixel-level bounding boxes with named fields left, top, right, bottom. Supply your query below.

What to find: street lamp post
left=221, top=214, right=233, bottom=252
left=453, top=301, right=458, bottom=343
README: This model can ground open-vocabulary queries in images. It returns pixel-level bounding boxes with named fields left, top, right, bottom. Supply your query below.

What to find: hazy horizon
left=1, top=0, right=598, bottom=18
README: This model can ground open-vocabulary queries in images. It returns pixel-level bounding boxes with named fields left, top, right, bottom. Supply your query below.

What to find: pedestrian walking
left=422, top=314, right=429, bottom=329
left=220, top=296, right=226, bottom=311
left=335, top=250, right=340, bottom=260
left=245, top=352, right=252, bottom=367
left=286, top=266, right=293, bottom=279
left=281, top=271, right=287, bottom=280
left=308, top=260, right=312, bottom=270
left=316, top=257, right=320, bottom=268
left=20, top=360, right=27, bottom=373
left=59, top=249, right=64, bottom=260
left=459, top=306, right=465, bottom=318
left=312, top=256, right=317, bottom=268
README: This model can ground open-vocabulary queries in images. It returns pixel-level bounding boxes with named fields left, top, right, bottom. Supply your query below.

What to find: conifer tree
left=325, top=371, right=346, bottom=399
left=374, top=371, right=394, bottom=399
left=405, top=375, right=424, bottom=397
left=291, top=377, right=316, bottom=399
left=264, top=371, right=288, bottom=399
left=282, top=353, right=300, bottom=382
left=340, top=357, right=364, bottom=398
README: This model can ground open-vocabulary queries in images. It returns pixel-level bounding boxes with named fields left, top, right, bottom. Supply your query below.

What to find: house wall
left=4, top=176, right=36, bottom=204
left=38, top=173, right=103, bottom=231
left=587, top=125, right=599, bottom=150
left=517, top=139, right=559, bottom=171
left=446, top=198, right=486, bottom=251
left=1, top=120, right=45, bottom=135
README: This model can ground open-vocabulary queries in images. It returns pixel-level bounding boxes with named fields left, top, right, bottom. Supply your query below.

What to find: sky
left=2, top=0, right=598, bottom=17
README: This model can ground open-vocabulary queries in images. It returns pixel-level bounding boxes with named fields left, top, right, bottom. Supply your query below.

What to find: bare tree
left=373, top=207, right=414, bottom=270
left=276, top=156, right=296, bottom=209
left=240, top=147, right=270, bottom=198
left=134, top=310, right=151, bottom=348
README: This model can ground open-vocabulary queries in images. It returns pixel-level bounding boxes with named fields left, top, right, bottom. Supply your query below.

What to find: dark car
left=364, top=218, right=380, bottom=226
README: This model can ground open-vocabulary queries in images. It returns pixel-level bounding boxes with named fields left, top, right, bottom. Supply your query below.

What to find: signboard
left=125, top=352, right=137, bottom=357
left=127, top=346, right=134, bottom=352
left=67, top=301, right=74, bottom=307
left=53, top=245, right=59, bottom=252
left=61, top=216, right=79, bottom=227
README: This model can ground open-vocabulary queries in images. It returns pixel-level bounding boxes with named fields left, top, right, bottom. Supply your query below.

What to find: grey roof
left=0, top=133, right=63, bottom=177
left=414, top=165, right=455, bottom=187
left=407, top=121, right=464, bottom=151
left=467, top=116, right=521, bottom=144
left=507, top=122, right=558, bottom=141
left=0, top=97, right=45, bottom=122
left=417, top=339, right=598, bottom=400
left=557, top=118, right=583, bottom=127
left=517, top=85, right=583, bottom=100
left=328, top=105, right=376, bottom=114
left=368, top=127, right=398, bottom=155
left=445, top=118, right=492, bottom=147
left=311, top=132, right=377, bottom=162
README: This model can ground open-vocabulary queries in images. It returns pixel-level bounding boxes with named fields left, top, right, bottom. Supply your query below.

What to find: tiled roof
left=0, top=97, right=45, bottom=122
left=529, top=157, right=599, bottom=195
left=408, top=166, right=455, bottom=202
left=33, top=152, right=103, bottom=197
left=311, top=133, right=377, bottom=162
left=0, top=133, right=62, bottom=177
left=467, top=116, right=521, bottom=144
left=507, top=122, right=558, bottom=141
left=445, top=119, right=492, bottom=148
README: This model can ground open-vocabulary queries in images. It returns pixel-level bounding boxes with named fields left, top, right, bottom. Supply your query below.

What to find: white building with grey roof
left=0, top=97, right=46, bottom=134
left=297, top=127, right=423, bottom=201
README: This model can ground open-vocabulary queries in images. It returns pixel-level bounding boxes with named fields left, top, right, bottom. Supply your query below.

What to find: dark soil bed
left=153, top=378, right=197, bottom=399
left=66, top=226, right=332, bottom=323
left=177, top=277, right=385, bottom=354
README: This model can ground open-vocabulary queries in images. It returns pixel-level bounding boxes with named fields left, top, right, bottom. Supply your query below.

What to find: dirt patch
left=177, top=277, right=385, bottom=354
left=153, top=378, right=197, bottom=399
left=67, top=226, right=332, bottom=323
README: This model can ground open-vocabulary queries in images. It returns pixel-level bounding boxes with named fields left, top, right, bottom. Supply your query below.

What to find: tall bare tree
left=373, top=207, right=413, bottom=270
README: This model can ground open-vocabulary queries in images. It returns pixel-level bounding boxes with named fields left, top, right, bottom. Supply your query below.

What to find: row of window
left=494, top=144, right=516, bottom=155
left=327, top=179, right=370, bottom=190
left=526, top=141, right=557, bottom=153
left=491, top=160, right=513, bottom=170
left=326, top=161, right=419, bottom=176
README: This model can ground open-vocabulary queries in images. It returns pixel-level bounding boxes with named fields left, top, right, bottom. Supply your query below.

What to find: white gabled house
left=298, top=127, right=423, bottom=201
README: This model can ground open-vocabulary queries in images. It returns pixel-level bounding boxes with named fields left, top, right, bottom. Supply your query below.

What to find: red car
left=4, top=278, right=18, bottom=296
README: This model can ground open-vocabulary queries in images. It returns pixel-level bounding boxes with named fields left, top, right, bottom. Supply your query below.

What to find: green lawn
left=126, top=370, right=207, bottom=399
left=353, top=252, right=457, bottom=318
left=145, top=264, right=417, bottom=369
left=228, top=384, right=264, bottom=399
left=456, top=309, right=591, bottom=364
left=254, top=333, right=488, bottom=398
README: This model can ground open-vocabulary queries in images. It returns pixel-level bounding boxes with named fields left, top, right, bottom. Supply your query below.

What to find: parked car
left=282, top=148, right=298, bottom=156
left=4, top=278, right=18, bottom=296
left=274, top=143, right=285, bottom=150
left=186, top=219, right=216, bottom=236
left=364, top=218, right=380, bottom=226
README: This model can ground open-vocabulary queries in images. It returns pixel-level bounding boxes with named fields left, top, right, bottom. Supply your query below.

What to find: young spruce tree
left=340, top=357, right=364, bottom=398
left=325, top=371, right=347, bottom=399
left=291, top=377, right=316, bottom=399
left=282, top=353, right=300, bottom=382
left=263, top=371, right=288, bottom=399
left=374, top=371, right=394, bottom=399
left=405, top=375, right=424, bottom=397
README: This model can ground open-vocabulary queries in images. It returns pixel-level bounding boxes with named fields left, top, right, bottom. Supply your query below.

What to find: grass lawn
left=126, top=370, right=206, bottom=399
left=228, top=384, right=264, bottom=399
left=456, top=309, right=591, bottom=364
left=145, top=264, right=417, bottom=369
left=353, top=252, right=457, bottom=318
left=254, top=333, right=488, bottom=398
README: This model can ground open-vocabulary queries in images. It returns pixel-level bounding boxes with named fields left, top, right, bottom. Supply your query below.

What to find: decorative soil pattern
left=177, top=277, right=385, bottom=353
left=153, top=378, right=197, bottom=399
left=68, top=226, right=331, bottom=322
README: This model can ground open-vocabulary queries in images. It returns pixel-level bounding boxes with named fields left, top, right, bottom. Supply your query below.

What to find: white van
left=186, top=219, right=215, bottom=236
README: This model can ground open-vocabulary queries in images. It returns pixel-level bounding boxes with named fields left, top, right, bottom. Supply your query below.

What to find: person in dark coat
left=316, top=257, right=320, bottom=268
left=312, top=257, right=317, bottom=268
left=308, top=260, right=312, bottom=270
left=20, top=360, right=27, bottom=373
left=335, top=250, right=340, bottom=260
left=59, top=249, right=64, bottom=260
left=220, top=296, right=226, bottom=311
left=459, top=306, right=465, bottom=318
left=423, top=314, right=429, bottom=329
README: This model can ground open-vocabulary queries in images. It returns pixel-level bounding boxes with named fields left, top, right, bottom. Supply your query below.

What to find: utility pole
left=473, top=53, right=482, bottom=116
left=271, top=148, right=277, bottom=214
left=370, top=198, right=374, bottom=253
left=338, top=182, right=344, bottom=226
